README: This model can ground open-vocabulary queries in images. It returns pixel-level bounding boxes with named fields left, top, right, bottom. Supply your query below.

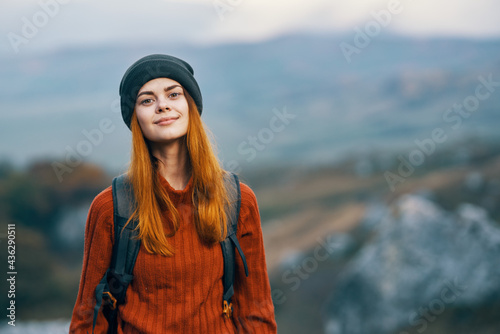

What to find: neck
left=150, top=138, right=191, bottom=190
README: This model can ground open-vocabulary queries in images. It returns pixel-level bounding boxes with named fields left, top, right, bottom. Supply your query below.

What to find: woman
left=69, top=54, right=277, bottom=333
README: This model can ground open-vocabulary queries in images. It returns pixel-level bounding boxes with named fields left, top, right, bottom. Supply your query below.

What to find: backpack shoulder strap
left=220, top=172, right=249, bottom=318
left=110, top=173, right=141, bottom=276
left=92, top=173, right=141, bottom=334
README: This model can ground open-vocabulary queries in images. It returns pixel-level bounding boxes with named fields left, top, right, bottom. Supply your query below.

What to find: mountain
left=1, top=34, right=499, bottom=172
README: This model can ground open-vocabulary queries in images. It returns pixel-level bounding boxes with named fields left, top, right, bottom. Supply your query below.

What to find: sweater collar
left=157, top=171, right=194, bottom=204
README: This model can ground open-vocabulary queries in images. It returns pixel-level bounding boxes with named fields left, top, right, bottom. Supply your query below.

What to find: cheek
left=135, top=108, right=153, bottom=127
left=180, top=112, right=189, bottom=130
left=176, top=100, right=189, bottom=116
left=175, top=101, right=189, bottom=126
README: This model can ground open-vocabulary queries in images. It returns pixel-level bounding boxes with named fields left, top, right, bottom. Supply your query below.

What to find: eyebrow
left=137, top=84, right=182, bottom=98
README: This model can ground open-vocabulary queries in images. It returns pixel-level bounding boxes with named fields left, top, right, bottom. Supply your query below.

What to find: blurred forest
left=0, top=160, right=111, bottom=318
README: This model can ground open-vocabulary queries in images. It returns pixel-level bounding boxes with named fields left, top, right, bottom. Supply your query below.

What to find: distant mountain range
left=1, top=34, right=499, bottom=173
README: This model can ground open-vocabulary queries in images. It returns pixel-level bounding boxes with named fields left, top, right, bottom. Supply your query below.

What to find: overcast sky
left=2, top=0, right=500, bottom=56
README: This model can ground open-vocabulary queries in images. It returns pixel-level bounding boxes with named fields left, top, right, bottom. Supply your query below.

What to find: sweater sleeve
left=69, top=187, right=114, bottom=334
left=231, top=183, right=278, bottom=333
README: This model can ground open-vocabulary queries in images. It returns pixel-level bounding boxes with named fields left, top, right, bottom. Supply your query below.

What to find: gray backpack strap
left=92, top=173, right=140, bottom=334
left=221, top=172, right=248, bottom=318
left=110, top=174, right=141, bottom=277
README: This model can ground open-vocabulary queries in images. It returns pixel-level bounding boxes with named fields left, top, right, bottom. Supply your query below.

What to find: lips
left=154, top=116, right=179, bottom=125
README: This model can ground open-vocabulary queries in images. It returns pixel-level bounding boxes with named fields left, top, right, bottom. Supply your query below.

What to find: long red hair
left=126, top=90, right=229, bottom=256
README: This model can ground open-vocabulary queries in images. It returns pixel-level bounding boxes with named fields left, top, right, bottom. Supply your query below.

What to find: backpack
left=91, top=172, right=249, bottom=334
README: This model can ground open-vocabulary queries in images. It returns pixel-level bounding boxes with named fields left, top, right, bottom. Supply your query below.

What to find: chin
left=151, top=133, right=187, bottom=144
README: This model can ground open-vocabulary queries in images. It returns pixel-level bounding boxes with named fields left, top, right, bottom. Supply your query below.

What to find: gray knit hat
left=119, top=54, right=203, bottom=129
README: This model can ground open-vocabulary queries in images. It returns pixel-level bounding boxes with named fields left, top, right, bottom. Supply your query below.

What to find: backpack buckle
left=103, top=291, right=118, bottom=310
left=222, top=300, right=232, bottom=318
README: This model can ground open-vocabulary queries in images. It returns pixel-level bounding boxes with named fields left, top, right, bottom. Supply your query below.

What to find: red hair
left=126, top=90, right=229, bottom=256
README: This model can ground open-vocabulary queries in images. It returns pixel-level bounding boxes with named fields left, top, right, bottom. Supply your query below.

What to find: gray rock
left=322, top=194, right=500, bottom=334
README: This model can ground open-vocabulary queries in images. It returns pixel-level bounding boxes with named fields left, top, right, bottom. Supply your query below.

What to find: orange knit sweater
left=69, top=174, right=277, bottom=333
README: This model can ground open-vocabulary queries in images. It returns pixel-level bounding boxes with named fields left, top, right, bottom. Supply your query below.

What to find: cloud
left=1, top=0, right=499, bottom=56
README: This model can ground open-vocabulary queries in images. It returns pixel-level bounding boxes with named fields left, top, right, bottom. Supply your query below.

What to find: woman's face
left=135, top=77, right=189, bottom=145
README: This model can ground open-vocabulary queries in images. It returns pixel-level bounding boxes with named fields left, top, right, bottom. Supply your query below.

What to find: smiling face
left=134, top=77, right=189, bottom=145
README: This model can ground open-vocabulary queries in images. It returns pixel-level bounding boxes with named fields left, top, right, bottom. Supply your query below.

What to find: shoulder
left=89, top=185, right=114, bottom=219
left=77, top=184, right=116, bottom=253
left=237, top=182, right=261, bottom=234
left=239, top=182, right=259, bottom=212
left=85, top=185, right=114, bottom=238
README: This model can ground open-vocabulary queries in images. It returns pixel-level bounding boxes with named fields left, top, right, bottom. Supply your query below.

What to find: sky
left=1, top=0, right=500, bottom=57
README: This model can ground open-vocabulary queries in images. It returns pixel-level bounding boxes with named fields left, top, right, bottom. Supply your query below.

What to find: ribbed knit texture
left=69, top=174, right=277, bottom=334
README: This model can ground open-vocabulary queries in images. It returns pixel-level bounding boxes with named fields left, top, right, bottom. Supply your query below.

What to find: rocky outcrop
left=322, top=194, right=500, bottom=334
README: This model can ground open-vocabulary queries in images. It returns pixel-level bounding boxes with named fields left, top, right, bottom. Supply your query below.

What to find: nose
left=156, top=96, right=170, bottom=113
